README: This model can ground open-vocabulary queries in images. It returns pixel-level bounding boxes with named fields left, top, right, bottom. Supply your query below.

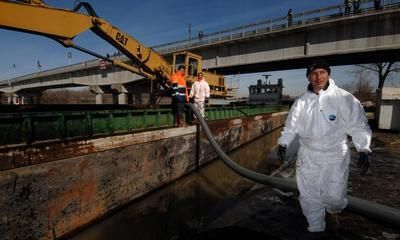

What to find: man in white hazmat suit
left=277, top=60, right=372, bottom=235
left=189, top=72, right=210, bottom=118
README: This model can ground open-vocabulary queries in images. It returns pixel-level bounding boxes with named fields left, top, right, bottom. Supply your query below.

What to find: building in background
left=376, top=87, right=400, bottom=131
left=248, top=75, right=283, bottom=104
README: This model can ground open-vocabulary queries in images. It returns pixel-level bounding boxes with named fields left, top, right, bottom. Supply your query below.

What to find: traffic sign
left=99, top=60, right=107, bottom=70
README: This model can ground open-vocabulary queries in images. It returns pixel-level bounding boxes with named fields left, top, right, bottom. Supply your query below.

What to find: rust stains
left=0, top=111, right=287, bottom=240
left=0, top=127, right=197, bottom=172
left=47, top=159, right=101, bottom=238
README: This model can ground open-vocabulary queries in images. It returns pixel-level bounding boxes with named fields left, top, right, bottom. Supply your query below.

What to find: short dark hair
left=178, top=65, right=185, bottom=70
left=306, top=59, right=331, bottom=77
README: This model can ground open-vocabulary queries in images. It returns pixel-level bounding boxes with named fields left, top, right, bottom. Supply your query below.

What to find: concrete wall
left=0, top=112, right=287, bottom=239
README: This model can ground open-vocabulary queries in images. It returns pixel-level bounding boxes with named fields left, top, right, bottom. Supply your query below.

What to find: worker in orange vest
left=168, top=65, right=188, bottom=127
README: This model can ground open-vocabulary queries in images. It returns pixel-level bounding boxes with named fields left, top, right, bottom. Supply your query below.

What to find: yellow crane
left=0, top=0, right=227, bottom=102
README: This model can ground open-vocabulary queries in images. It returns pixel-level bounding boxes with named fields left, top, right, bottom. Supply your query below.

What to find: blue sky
left=0, top=0, right=386, bottom=96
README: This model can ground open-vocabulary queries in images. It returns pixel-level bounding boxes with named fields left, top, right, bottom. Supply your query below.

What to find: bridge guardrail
left=152, top=0, right=400, bottom=54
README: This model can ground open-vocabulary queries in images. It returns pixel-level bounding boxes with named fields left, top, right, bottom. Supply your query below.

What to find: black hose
left=186, top=103, right=400, bottom=228
left=188, top=103, right=298, bottom=192
left=73, top=1, right=99, bottom=17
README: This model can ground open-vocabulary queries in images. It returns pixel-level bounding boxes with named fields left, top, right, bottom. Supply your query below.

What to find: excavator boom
left=0, top=0, right=172, bottom=80
left=0, top=0, right=228, bottom=100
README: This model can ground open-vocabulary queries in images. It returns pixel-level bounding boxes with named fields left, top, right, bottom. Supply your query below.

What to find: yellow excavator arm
left=0, top=0, right=229, bottom=100
left=0, top=0, right=172, bottom=81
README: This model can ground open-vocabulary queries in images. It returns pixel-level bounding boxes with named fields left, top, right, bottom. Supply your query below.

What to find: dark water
left=70, top=128, right=282, bottom=240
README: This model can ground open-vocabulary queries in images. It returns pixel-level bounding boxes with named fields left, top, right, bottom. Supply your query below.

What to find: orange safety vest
left=170, top=71, right=188, bottom=102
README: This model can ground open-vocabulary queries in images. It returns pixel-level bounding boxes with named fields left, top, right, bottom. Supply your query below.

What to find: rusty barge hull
left=0, top=111, right=287, bottom=239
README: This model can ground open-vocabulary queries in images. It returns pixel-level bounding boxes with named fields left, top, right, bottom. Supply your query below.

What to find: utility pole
left=37, top=60, right=42, bottom=72
left=189, top=23, right=192, bottom=44
left=10, top=63, right=16, bottom=85
left=198, top=30, right=204, bottom=40
left=67, top=51, right=72, bottom=64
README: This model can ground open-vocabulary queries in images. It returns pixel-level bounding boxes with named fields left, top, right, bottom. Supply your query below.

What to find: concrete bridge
left=1, top=0, right=400, bottom=104
left=157, top=1, right=400, bottom=74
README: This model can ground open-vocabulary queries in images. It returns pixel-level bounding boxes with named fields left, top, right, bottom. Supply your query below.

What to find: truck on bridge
left=0, top=0, right=227, bottom=104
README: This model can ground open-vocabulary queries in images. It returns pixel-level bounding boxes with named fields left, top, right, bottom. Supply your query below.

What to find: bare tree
left=351, top=68, right=374, bottom=102
left=356, top=62, right=400, bottom=89
left=340, top=82, right=353, bottom=93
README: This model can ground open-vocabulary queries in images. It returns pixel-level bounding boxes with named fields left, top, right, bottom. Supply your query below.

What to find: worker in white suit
left=277, top=60, right=372, bottom=236
left=189, top=72, right=210, bottom=118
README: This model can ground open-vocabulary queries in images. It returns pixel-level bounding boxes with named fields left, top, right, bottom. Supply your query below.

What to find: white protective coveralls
left=278, top=78, right=371, bottom=232
left=189, top=78, right=210, bottom=117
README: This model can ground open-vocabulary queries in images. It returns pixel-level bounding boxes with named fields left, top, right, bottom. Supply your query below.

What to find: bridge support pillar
left=127, top=93, right=141, bottom=104
left=304, top=42, right=310, bottom=55
left=95, top=94, right=103, bottom=104
left=112, top=94, right=118, bottom=104
left=6, top=93, right=13, bottom=104
left=127, top=93, right=133, bottom=104
left=125, top=85, right=148, bottom=105
left=111, top=84, right=128, bottom=105
left=89, top=85, right=105, bottom=105
left=20, top=92, right=41, bottom=104
left=118, top=93, right=127, bottom=104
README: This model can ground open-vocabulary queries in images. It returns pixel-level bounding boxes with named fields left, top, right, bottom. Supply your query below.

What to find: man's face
left=308, top=68, right=329, bottom=92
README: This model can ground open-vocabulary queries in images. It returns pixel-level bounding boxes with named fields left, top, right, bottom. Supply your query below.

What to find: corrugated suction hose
left=187, top=103, right=400, bottom=228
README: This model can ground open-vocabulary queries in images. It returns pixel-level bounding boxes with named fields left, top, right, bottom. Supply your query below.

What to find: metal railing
left=152, top=0, right=400, bottom=54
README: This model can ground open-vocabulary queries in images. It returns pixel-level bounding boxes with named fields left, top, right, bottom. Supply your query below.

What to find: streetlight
left=189, top=24, right=192, bottom=44
left=67, top=51, right=72, bottom=64
left=37, top=60, right=42, bottom=72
